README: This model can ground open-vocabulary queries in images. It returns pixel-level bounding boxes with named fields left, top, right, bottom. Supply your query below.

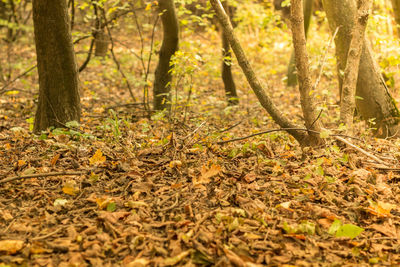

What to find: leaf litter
left=2, top=26, right=400, bottom=267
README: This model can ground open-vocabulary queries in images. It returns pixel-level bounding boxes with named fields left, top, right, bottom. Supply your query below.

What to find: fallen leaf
left=164, top=250, right=192, bottom=266
left=194, top=163, right=221, bottom=184
left=89, top=149, right=106, bottom=165
left=50, top=154, right=60, bottom=166
left=62, top=180, right=79, bottom=196
left=0, top=240, right=24, bottom=254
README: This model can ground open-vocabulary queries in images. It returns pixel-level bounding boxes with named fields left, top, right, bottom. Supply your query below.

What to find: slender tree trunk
left=222, top=31, right=239, bottom=105
left=290, top=0, right=323, bottom=145
left=322, top=0, right=400, bottom=137
left=287, top=0, right=313, bottom=87
left=340, top=0, right=371, bottom=127
left=211, top=0, right=318, bottom=146
left=153, top=0, right=179, bottom=111
left=221, top=1, right=238, bottom=105
left=391, top=0, right=400, bottom=38
left=32, top=0, right=81, bottom=133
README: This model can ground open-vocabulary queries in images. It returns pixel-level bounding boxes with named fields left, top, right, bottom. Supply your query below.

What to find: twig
left=0, top=65, right=36, bottom=94
left=218, top=121, right=242, bottom=133
left=215, top=127, right=392, bottom=167
left=101, top=8, right=137, bottom=102
left=313, top=26, right=340, bottom=90
left=32, top=228, right=63, bottom=241
left=0, top=171, right=85, bottom=184
left=216, top=127, right=317, bottom=144
left=333, top=136, right=389, bottom=166
left=156, top=193, right=179, bottom=212
left=78, top=38, right=95, bottom=72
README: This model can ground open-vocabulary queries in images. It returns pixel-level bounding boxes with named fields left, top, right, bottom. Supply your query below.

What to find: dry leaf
left=0, top=240, right=24, bottom=254
left=194, top=164, right=221, bottom=184
left=62, top=180, right=80, bottom=196
left=89, top=149, right=106, bottom=165
left=50, top=154, right=60, bottom=166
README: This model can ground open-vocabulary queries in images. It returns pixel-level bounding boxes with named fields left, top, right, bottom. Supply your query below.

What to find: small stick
left=0, top=171, right=85, bottom=184
left=32, top=228, right=63, bottom=241
left=333, top=136, right=389, bottom=166
left=216, top=128, right=317, bottom=144
left=215, top=128, right=391, bottom=167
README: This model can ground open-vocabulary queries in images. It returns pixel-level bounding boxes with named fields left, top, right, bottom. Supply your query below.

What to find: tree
left=274, top=0, right=313, bottom=87
left=32, top=0, right=81, bottom=132
left=221, top=2, right=239, bottom=105
left=391, top=0, right=400, bottom=37
left=322, top=0, right=400, bottom=137
left=339, top=0, right=371, bottom=127
left=210, top=0, right=322, bottom=146
left=153, top=0, right=179, bottom=111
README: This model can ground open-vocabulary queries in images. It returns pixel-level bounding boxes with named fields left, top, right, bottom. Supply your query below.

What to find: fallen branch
left=0, top=171, right=86, bottom=184
left=216, top=128, right=392, bottom=166
left=332, top=136, right=389, bottom=166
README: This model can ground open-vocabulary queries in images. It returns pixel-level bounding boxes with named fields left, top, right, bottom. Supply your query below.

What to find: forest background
left=1, top=0, right=400, bottom=266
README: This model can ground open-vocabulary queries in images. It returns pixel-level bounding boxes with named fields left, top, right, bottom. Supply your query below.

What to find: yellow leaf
left=0, top=240, right=24, bottom=254
left=62, top=181, right=79, bottom=196
left=367, top=201, right=395, bottom=217
left=17, top=160, right=26, bottom=167
left=145, top=3, right=152, bottom=11
left=169, top=160, right=182, bottom=168
left=89, top=149, right=106, bottom=165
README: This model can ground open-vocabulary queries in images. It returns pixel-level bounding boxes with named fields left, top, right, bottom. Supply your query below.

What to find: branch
left=0, top=171, right=86, bottom=184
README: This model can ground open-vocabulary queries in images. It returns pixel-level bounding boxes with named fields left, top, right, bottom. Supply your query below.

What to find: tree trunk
left=287, top=0, right=313, bottom=87
left=221, top=1, right=238, bottom=105
left=222, top=31, right=239, bottom=105
left=290, top=0, right=323, bottom=145
left=391, top=0, right=400, bottom=38
left=210, top=0, right=318, bottom=147
left=32, top=0, right=81, bottom=133
left=322, top=0, right=400, bottom=137
left=340, top=0, right=371, bottom=127
left=153, top=0, right=179, bottom=111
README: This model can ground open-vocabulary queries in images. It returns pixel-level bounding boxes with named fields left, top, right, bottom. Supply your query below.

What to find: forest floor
left=2, top=10, right=400, bottom=267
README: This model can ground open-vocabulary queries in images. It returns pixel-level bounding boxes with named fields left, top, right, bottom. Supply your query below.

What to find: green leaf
left=299, top=220, right=315, bottom=235
left=319, top=129, right=331, bottom=139
left=106, top=202, right=116, bottom=212
left=66, top=120, right=80, bottom=128
left=328, top=219, right=342, bottom=235
left=335, top=224, right=364, bottom=239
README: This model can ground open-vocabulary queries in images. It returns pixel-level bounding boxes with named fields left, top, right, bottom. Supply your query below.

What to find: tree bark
left=391, top=0, right=400, bottom=38
left=153, top=0, right=179, bottom=111
left=290, top=0, right=323, bottom=145
left=287, top=0, right=313, bottom=87
left=210, top=0, right=317, bottom=146
left=221, top=2, right=239, bottom=105
left=322, top=0, right=400, bottom=137
left=340, top=0, right=371, bottom=127
left=32, top=0, right=81, bottom=133
left=222, top=31, right=239, bottom=105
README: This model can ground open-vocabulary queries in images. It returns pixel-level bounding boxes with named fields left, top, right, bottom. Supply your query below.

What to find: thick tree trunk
left=391, top=0, right=400, bottom=38
left=322, top=0, right=400, bottom=137
left=32, top=0, right=81, bottom=133
left=211, top=0, right=319, bottom=146
left=153, top=0, right=179, bottom=111
left=287, top=0, right=313, bottom=87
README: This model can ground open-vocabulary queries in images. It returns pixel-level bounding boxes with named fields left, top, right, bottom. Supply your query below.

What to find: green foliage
left=328, top=219, right=364, bottom=239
